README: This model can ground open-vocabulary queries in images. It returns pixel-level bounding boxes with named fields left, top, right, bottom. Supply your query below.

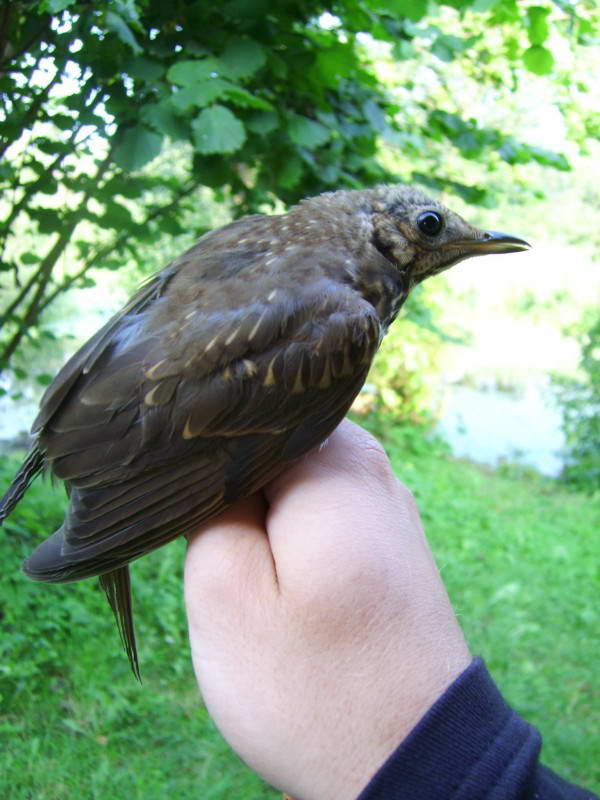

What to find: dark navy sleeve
left=356, top=658, right=598, bottom=800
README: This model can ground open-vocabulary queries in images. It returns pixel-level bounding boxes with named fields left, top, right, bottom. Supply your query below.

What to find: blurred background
left=1, top=1, right=598, bottom=798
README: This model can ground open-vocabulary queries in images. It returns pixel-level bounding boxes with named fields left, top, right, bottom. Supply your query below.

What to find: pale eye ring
left=417, top=211, right=443, bottom=237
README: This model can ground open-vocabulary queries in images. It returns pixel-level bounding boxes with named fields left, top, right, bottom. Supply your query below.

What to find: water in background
left=435, top=377, right=565, bottom=477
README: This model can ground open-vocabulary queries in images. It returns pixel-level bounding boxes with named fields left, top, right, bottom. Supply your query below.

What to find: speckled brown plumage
left=0, top=185, right=529, bottom=676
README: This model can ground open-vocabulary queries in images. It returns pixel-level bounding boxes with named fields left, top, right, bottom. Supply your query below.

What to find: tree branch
left=0, top=15, right=51, bottom=71
left=38, top=179, right=202, bottom=316
left=0, top=0, right=13, bottom=66
left=0, top=64, right=64, bottom=160
left=0, top=84, right=103, bottom=256
left=0, top=149, right=114, bottom=369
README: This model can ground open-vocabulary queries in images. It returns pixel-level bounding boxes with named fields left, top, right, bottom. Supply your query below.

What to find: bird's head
left=368, top=184, right=530, bottom=286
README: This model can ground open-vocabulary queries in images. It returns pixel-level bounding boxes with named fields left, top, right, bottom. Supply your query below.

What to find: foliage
left=2, top=419, right=599, bottom=796
left=554, top=313, right=600, bottom=492
left=365, top=282, right=468, bottom=418
left=1, top=0, right=598, bottom=380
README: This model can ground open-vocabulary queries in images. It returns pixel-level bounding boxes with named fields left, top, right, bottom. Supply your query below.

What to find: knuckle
left=396, top=480, right=416, bottom=508
left=352, top=435, right=395, bottom=484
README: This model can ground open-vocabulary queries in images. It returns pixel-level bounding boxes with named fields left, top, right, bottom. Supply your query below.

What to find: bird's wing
left=32, top=266, right=179, bottom=432
left=26, top=246, right=381, bottom=582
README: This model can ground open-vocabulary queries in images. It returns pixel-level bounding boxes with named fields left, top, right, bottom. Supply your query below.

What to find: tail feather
left=0, top=446, right=44, bottom=524
left=99, top=566, right=141, bottom=681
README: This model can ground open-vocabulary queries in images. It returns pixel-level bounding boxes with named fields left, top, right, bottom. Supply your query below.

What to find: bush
left=554, top=314, right=600, bottom=492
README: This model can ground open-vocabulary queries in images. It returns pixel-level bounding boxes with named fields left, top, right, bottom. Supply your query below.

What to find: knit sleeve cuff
left=356, top=657, right=545, bottom=800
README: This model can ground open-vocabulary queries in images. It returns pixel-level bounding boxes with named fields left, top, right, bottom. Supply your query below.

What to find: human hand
left=184, top=420, right=471, bottom=800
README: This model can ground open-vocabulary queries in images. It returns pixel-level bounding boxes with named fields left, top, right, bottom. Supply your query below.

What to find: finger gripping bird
left=0, top=185, right=529, bottom=677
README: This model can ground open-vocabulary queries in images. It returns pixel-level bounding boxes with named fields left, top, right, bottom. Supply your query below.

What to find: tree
left=1, top=0, right=597, bottom=379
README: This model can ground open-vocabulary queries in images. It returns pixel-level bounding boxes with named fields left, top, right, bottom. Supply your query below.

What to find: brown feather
left=99, top=567, right=140, bottom=680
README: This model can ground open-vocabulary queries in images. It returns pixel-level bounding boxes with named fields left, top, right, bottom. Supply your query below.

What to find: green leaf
left=113, top=126, right=163, bottom=171
left=432, top=34, right=472, bottom=62
left=29, top=207, right=58, bottom=234
left=20, top=252, right=39, bottom=265
left=124, top=56, right=164, bottom=81
left=527, top=145, right=570, bottom=170
left=39, top=0, right=75, bottom=11
left=141, top=103, right=187, bottom=139
left=315, top=45, right=356, bottom=85
left=222, top=86, right=274, bottom=110
left=362, top=99, right=386, bottom=132
left=191, top=105, right=247, bottom=154
left=102, top=200, right=135, bottom=229
left=105, top=11, right=142, bottom=54
left=523, top=44, right=554, bottom=75
left=35, top=374, right=53, bottom=387
left=167, top=59, right=227, bottom=86
left=440, top=0, right=474, bottom=8
left=278, top=155, right=304, bottom=189
left=384, top=0, right=428, bottom=22
left=471, top=0, right=501, bottom=10
left=246, top=111, right=279, bottom=135
left=171, top=78, right=233, bottom=111
left=220, top=38, right=266, bottom=79
left=392, top=41, right=413, bottom=60
left=526, top=6, right=550, bottom=45
left=287, top=115, right=331, bottom=148
left=170, top=87, right=203, bottom=113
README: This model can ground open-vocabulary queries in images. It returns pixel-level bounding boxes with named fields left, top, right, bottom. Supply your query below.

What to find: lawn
left=1, top=416, right=598, bottom=798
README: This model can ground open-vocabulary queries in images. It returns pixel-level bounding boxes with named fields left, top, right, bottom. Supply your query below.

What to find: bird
left=0, top=184, right=529, bottom=677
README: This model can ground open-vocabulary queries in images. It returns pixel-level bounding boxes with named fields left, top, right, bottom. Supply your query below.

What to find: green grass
left=1, top=418, right=599, bottom=798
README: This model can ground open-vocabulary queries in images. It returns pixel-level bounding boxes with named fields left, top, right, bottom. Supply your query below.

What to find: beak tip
left=482, top=230, right=531, bottom=254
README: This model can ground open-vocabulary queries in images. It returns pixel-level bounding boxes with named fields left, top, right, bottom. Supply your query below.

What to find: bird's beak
left=462, top=230, right=531, bottom=255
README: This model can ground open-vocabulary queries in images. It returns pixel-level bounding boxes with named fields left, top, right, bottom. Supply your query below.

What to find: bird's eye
left=417, top=211, right=443, bottom=237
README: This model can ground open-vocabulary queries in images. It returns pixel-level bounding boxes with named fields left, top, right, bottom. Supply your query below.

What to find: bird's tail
left=0, top=446, right=44, bottom=524
left=99, top=566, right=141, bottom=681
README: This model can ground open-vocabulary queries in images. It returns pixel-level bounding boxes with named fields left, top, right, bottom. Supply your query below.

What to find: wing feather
left=23, top=244, right=381, bottom=582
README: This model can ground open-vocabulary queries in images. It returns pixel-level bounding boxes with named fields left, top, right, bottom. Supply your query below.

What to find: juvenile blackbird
left=0, top=184, right=529, bottom=676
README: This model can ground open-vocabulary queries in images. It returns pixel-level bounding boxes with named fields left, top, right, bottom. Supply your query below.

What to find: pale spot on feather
left=182, top=417, right=197, bottom=439
left=291, top=366, right=304, bottom=394
left=145, top=359, right=167, bottom=379
left=267, top=290, right=277, bottom=302
left=222, top=366, right=233, bottom=380
left=319, top=358, right=331, bottom=389
left=341, top=347, right=353, bottom=376
left=184, top=310, right=196, bottom=320
left=248, top=310, right=267, bottom=340
left=144, top=386, right=162, bottom=406
left=243, top=359, right=257, bottom=377
left=263, top=357, right=277, bottom=387
left=224, top=327, right=239, bottom=346
left=205, top=335, right=218, bottom=352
